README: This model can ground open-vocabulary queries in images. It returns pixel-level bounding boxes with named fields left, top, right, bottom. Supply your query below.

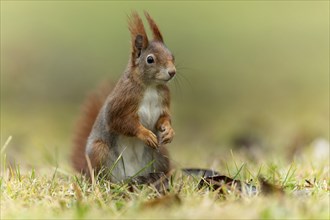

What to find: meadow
left=1, top=1, right=329, bottom=219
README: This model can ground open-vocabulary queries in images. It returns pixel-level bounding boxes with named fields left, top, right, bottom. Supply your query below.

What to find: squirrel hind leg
left=87, top=140, right=111, bottom=176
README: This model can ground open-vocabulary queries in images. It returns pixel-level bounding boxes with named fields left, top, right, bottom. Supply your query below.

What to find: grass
left=1, top=136, right=329, bottom=219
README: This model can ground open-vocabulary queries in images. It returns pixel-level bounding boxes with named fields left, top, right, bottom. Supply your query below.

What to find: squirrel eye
left=146, top=55, right=154, bottom=64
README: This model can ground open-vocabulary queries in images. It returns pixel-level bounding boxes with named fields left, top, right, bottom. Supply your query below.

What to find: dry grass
left=1, top=137, right=329, bottom=219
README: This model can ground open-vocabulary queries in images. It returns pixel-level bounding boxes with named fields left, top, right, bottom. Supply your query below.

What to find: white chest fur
left=114, top=87, right=163, bottom=180
left=137, top=87, right=163, bottom=130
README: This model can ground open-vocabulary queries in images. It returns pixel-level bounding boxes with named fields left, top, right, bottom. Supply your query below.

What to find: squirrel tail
left=71, top=81, right=113, bottom=174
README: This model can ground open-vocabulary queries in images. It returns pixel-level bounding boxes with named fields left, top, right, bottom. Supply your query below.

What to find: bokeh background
left=1, top=1, right=329, bottom=170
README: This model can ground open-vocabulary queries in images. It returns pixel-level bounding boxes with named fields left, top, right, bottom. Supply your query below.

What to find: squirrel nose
left=168, top=70, right=176, bottom=78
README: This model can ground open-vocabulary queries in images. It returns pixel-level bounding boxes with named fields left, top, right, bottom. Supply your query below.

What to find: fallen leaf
left=197, top=174, right=257, bottom=195
left=259, top=177, right=284, bottom=196
left=141, top=194, right=181, bottom=209
left=72, top=182, right=83, bottom=201
left=182, top=168, right=220, bottom=178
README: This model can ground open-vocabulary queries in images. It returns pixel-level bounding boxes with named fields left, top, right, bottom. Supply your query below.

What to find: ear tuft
left=128, top=12, right=148, bottom=60
left=144, top=11, right=164, bottom=43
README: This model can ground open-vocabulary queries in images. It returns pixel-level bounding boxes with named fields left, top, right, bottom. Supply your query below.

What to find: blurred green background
left=1, top=1, right=329, bottom=169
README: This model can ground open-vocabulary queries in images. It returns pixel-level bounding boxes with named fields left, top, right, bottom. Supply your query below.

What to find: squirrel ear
left=128, top=12, right=149, bottom=59
left=144, top=11, right=164, bottom=43
left=134, top=35, right=143, bottom=51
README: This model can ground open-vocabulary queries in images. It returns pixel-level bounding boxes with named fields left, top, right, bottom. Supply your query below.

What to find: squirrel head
left=128, top=11, right=176, bottom=85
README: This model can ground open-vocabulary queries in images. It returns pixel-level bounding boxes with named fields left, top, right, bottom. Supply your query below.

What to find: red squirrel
left=71, top=12, right=176, bottom=182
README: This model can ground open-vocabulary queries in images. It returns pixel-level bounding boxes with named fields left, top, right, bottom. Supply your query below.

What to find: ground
left=1, top=136, right=329, bottom=219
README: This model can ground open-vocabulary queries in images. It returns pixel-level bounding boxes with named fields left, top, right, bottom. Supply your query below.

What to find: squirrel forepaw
left=137, top=128, right=159, bottom=148
left=158, top=125, right=175, bottom=145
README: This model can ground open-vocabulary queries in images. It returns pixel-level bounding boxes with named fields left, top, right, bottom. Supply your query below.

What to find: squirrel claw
left=147, top=135, right=158, bottom=148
